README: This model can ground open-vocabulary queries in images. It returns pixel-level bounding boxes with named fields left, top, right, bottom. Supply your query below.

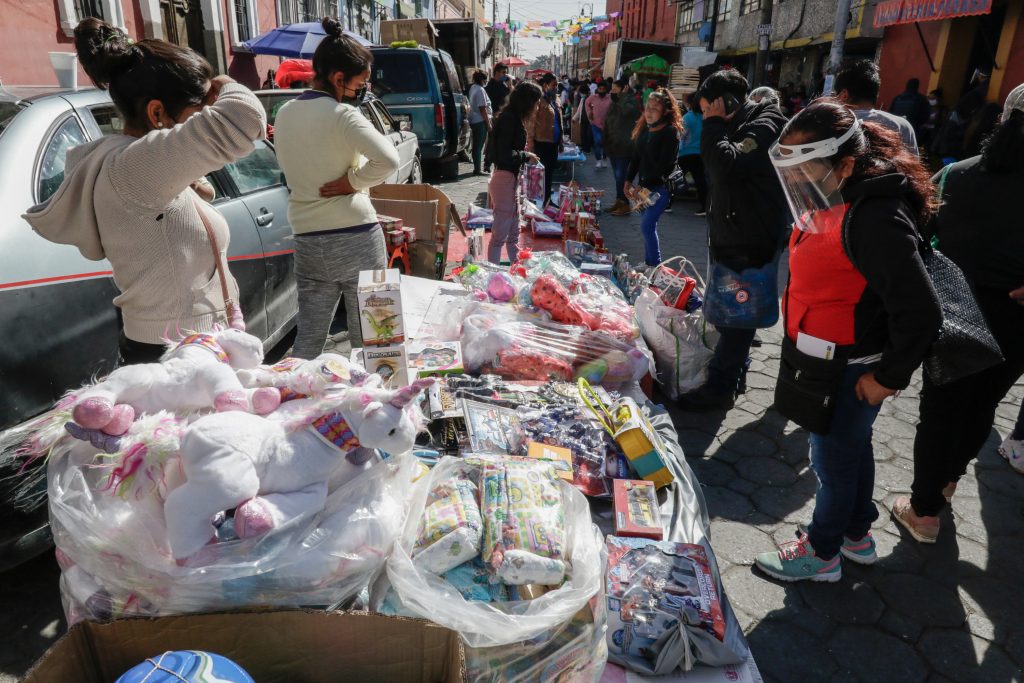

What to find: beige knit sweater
left=24, top=84, right=267, bottom=344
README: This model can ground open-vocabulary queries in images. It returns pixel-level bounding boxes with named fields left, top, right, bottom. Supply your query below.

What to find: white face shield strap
left=769, top=118, right=861, bottom=233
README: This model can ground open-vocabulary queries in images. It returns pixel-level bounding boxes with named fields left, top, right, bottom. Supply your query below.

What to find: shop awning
left=873, top=0, right=992, bottom=28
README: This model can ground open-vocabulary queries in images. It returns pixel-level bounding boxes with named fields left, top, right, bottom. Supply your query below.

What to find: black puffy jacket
left=701, top=100, right=789, bottom=269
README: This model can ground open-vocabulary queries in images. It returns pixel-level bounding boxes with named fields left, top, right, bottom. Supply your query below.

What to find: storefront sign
left=873, top=0, right=992, bottom=28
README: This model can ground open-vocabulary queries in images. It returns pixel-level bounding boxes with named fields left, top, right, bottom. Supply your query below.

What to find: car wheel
left=408, top=156, right=423, bottom=184
left=440, top=157, right=460, bottom=179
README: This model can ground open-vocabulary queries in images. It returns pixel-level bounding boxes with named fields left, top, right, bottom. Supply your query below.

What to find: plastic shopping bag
left=635, top=289, right=715, bottom=399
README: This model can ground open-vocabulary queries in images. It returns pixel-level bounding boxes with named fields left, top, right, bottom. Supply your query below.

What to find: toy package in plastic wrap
left=606, top=537, right=728, bottom=673
left=520, top=162, right=546, bottom=207
left=412, top=465, right=485, bottom=574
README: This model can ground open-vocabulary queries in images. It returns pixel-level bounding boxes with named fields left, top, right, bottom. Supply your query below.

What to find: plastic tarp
left=623, top=54, right=671, bottom=76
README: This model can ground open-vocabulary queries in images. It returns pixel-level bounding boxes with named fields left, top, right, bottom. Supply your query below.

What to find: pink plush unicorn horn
left=389, top=379, right=436, bottom=409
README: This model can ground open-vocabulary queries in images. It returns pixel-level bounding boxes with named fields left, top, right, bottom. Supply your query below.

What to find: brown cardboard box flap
left=378, top=19, right=438, bottom=48
left=23, top=609, right=465, bottom=683
left=371, top=184, right=459, bottom=280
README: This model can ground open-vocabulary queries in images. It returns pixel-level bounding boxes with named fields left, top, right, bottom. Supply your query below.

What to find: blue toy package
left=702, top=258, right=779, bottom=329
left=116, top=651, right=254, bottom=683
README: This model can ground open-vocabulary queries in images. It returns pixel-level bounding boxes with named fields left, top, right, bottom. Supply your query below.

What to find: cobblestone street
left=1, top=160, right=1022, bottom=682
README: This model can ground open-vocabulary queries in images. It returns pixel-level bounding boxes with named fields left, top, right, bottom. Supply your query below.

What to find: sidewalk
left=571, top=156, right=1024, bottom=683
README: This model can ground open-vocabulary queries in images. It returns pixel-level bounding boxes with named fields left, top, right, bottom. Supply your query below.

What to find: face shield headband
left=769, top=118, right=861, bottom=233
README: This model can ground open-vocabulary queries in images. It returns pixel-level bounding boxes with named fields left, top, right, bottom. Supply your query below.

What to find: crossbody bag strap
left=192, top=195, right=243, bottom=330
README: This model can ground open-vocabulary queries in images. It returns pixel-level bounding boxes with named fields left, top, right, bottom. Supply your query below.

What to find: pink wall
left=877, top=22, right=942, bottom=108
left=223, top=0, right=281, bottom=89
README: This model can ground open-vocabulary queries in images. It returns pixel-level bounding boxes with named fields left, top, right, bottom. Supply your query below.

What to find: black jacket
left=485, top=79, right=510, bottom=112
left=701, top=100, right=789, bottom=268
left=627, top=124, right=678, bottom=190
left=841, top=174, right=943, bottom=390
left=486, top=109, right=529, bottom=174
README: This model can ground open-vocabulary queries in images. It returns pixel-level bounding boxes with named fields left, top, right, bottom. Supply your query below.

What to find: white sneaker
left=999, top=436, right=1024, bottom=474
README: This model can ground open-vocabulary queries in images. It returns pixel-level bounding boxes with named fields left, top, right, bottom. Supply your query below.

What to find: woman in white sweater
left=25, top=18, right=267, bottom=365
left=273, top=18, right=400, bottom=356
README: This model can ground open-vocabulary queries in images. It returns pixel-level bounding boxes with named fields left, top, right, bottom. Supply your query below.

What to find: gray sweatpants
left=292, top=226, right=387, bottom=358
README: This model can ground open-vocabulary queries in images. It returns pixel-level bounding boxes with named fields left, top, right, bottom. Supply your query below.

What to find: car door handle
left=256, top=210, right=274, bottom=227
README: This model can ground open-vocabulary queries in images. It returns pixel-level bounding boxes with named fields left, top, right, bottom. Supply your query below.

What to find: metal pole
left=753, top=0, right=774, bottom=86
left=707, top=0, right=721, bottom=52
left=825, top=0, right=853, bottom=89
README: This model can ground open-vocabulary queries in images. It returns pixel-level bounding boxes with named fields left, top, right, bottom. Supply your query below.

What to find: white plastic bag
left=383, top=456, right=606, bottom=648
left=636, top=288, right=715, bottom=399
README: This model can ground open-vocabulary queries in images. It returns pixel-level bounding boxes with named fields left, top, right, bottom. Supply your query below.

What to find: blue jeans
left=806, top=363, right=882, bottom=560
left=470, top=120, right=488, bottom=172
left=591, top=125, right=604, bottom=161
left=640, top=185, right=669, bottom=265
left=610, top=156, right=630, bottom=200
left=707, top=327, right=756, bottom=395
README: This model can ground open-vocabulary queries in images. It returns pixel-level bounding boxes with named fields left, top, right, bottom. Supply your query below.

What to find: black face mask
left=598, top=91, right=608, bottom=98
left=343, top=83, right=368, bottom=104
left=610, top=94, right=619, bottom=102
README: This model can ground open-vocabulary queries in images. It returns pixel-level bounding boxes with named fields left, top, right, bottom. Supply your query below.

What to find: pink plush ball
left=487, top=272, right=517, bottom=302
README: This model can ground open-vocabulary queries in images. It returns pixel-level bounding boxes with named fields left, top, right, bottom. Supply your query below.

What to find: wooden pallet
left=669, top=64, right=700, bottom=101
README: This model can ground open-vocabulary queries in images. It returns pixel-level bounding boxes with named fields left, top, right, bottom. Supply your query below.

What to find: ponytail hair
left=784, top=99, right=939, bottom=225
left=74, top=17, right=213, bottom=130
left=312, top=17, right=373, bottom=88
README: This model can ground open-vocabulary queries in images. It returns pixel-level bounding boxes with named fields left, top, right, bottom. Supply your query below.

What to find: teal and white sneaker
left=795, top=524, right=877, bottom=565
left=755, top=535, right=841, bottom=583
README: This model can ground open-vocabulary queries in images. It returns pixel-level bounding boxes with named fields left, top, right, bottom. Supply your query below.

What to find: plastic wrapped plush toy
left=519, top=161, right=546, bottom=207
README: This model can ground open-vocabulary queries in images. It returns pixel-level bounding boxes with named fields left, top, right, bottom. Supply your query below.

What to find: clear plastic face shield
left=769, top=118, right=860, bottom=233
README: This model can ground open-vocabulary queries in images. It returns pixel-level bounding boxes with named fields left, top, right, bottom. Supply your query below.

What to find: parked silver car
left=0, top=86, right=298, bottom=569
left=255, top=89, right=423, bottom=185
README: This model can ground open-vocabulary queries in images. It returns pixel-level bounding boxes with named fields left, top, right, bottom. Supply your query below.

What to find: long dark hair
left=980, top=109, right=1024, bottom=173
left=74, top=17, right=213, bottom=130
left=783, top=99, right=939, bottom=224
left=501, top=81, right=543, bottom=121
left=632, top=88, right=683, bottom=140
left=312, top=17, right=373, bottom=89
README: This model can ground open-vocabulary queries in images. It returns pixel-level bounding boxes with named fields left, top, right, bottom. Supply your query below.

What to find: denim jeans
left=707, top=327, right=756, bottom=395
left=610, top=156, right=631, bottom=200
left=640, top=185, right=669, bottom=265
left=470, top=120, right=488, bottom=172
left=806, top=363, right=882, bottom=560
left=591, top=125, right=604, bottom=161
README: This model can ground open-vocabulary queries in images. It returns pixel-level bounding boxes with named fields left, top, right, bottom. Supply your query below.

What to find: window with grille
left=740, top=0, right=762, bottom=15
left=74, top=0, right=104, bottom=20
left=234, top=0, right=252, bottom=41
left=678, top=0, right=705, bottom=30
left=717, top=0, right=732, bottom=19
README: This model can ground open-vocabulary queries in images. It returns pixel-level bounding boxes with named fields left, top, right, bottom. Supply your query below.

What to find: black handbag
left=774, top=337, right=848, bottom=434
left=841, top=197, right=1003, bottom=386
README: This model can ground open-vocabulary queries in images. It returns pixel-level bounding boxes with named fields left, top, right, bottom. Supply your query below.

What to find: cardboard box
left=23, top=610, right=465, bottom=683
left=379, top=19, right=438, bottom=48
left=371, top=184, right=461, bottom=279
left=358, top=269, right=404, bottom=346
left=612, top=479, right=663, bottom=539
left=359, top=344, right=410, bottom=387
left=527, top=441, right=574, bottom=482
left=408, top=340, right=464, bottom=377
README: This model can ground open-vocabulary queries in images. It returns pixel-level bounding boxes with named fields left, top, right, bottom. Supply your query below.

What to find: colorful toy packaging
left=527, top=441, right=574, bottom=482
left=357, top=269, right=404, bottom=346
left=613, top=480, right=663, bottom=540
left=605, top=537, right=726, bottom=672
left=520, top=161, right=546, bottom=207
left=407, top=340, right=463, bottom=378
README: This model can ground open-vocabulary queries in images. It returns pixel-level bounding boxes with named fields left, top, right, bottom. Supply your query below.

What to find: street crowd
left=29, top=15, right=1024, bottom=588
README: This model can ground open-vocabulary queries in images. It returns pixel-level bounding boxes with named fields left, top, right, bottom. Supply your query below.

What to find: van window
left=440, top=52, right=464, bottom=93
left=432, top=57, right=451, bottom=95
left=371, top=52, right=429, bottom=96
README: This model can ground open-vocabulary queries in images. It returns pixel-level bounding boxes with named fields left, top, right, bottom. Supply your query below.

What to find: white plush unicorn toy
left=69, top=329, right=281, bottom=444
left=160, top=378, right=434, bottom=561
left=236, top=352, right=382, bottom=402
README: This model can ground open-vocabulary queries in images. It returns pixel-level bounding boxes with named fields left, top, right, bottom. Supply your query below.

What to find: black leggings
left=118, top=331, right=166, bottom=366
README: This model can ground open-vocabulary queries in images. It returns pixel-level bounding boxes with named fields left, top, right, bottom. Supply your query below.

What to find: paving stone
left=701, top=485, right=755, bottom=520
left=721, top=430, right=779, bottom=458
left=727, top=477, right=757, bottom=495
left=734, top=456, right=798, bottom=487
left=967, top=613, right=1000, bottom=643
left=975, top=466, right=1024, bottom=499
left=708, top=520, right=776, bottom=566
left=917, top=630, right=1023, bottom=683
left=921, top=534, right=989, bottom=587
left=878, top=608, right=925, bottom=642
left=745, top=618, right=838, bottom=682
left=798, top=579, right=886, bottom=625
left=741, top=388, right=776, bottom=410
left=872, top=414, right=919, bottom=440
left=722, top=565, right=805, bottom=619
left=875, top=574, right=967, bottom=627
left=743, top=371, right=777, bottom=391
left=871, top=529, right=927, bottom=574
left=712, top=447, right=745, bottom=465
left=1005, top=631, right=1024, bottom=667
left=751, top=486, right=816, bottom=524
left=828, top=626, right=928, bottom=683
left=688, top=458, right=738, bottom=487
left=958, top=576, right=1024, bottom=626
left=677, top=431, right=722, bottom=458
left=874, top=461, right=914, bottom=493
left=949, top=493, right=1024, bottom=538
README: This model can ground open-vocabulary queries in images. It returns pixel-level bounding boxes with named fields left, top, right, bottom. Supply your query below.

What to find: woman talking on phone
left=754, top=101, right=941, bottom=583
left=274, top=18, right=399, bottom=357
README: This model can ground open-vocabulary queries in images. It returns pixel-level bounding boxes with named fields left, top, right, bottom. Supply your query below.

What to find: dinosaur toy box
left=359, top=269, right=404, bottom=346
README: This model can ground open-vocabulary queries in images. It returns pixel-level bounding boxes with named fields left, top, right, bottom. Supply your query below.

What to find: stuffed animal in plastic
left=236, top=352, right=381, bottom=403
left=530, top=274, right=596, bottom=328
left=69, top=329, right=281, bottom=440
left=159, top=379, right=434, bottom=560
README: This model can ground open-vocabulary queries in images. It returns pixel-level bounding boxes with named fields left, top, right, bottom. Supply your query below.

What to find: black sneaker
left=677, top=385, right=735, bottom=412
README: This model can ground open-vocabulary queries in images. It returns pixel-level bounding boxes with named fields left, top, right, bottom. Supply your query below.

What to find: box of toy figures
left=612, top=480, right=663, bottom=540
left=358, top=269, right=404, bottom=346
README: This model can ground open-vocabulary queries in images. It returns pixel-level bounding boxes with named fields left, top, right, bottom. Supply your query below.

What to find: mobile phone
left=722, top=94, right=741, bottom=114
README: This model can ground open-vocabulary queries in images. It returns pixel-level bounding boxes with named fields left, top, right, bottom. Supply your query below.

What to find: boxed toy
left=359, top=344, right=409, bottom=387
left=358, top=269, right=404, bottom=346
left=612, top=479, right=663, bottom=540
left=527, top=441, right=574, bottom=482
left=533, top=220, right=563, bottom=237
left=408, top=340, right=464, bottom=378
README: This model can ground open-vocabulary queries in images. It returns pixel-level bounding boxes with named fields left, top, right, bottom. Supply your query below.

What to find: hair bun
left=74, top=17, right=140, bottom=89
left=322, top=17, right=343, bottom=39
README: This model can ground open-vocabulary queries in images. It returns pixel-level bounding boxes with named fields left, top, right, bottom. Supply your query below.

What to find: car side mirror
left=399, top=120, right=412, bottom=132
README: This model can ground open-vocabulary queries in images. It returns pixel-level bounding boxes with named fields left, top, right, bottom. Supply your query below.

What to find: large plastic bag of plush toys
left=376, top=455, right=608, bottom=683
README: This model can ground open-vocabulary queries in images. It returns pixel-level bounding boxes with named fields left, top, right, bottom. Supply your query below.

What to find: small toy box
left=357, top=269, right=404, bottom=346
left=407, top=340, right=464, bottom=378
left=612, top=479, right=663, bottom=539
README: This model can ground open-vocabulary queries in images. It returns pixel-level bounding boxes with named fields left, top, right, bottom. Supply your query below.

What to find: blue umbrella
left=241, top=22, right=372, bottom=58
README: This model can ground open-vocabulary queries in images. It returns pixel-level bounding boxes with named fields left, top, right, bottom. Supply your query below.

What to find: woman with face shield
left=754, top=100, right=942, bottom=584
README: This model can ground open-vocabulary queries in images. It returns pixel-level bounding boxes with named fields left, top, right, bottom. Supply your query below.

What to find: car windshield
left=371, top=52, right=429, bottom=96
left=257, top=94, right=298, bottom=125
left=0, top=102, right=25, bottom=138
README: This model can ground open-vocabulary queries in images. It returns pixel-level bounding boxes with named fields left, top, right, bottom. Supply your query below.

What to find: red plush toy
left=530, top=274, right=596, bottom=329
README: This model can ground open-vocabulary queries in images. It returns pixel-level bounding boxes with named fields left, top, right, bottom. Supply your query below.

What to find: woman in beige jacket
left=25, top=18, right=267, bottom=365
